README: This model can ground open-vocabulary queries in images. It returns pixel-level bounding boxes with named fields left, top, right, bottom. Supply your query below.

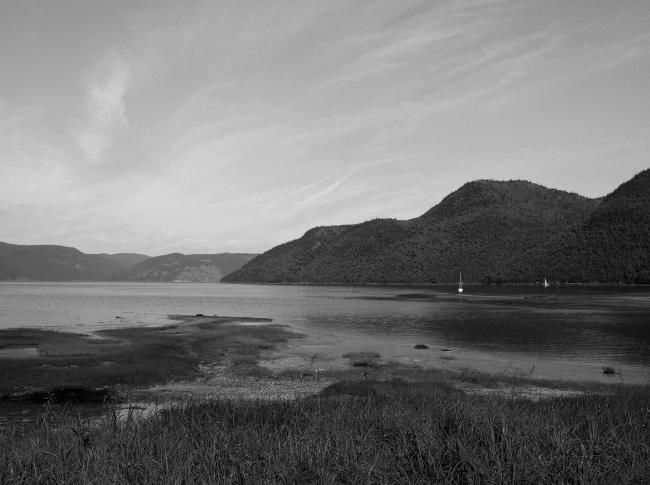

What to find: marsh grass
left=1, top=380, right=648, bottom=484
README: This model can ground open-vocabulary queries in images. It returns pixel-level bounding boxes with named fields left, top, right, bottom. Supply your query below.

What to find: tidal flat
left=0, top=315, right=290, bottom=395
left=1, top=314, right=649, bottom=482
left=1, top=310, right=647, bottom=412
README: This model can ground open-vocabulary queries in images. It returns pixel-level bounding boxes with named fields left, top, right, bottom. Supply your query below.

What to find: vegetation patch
left=1, top=380, right=648, bottom=483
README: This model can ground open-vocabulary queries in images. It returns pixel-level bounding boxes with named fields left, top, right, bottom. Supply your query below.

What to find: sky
left=1, top=0, right=649, bottom=255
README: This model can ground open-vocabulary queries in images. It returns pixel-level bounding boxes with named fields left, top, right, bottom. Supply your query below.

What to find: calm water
left=1, top=282, right=650, bottom=367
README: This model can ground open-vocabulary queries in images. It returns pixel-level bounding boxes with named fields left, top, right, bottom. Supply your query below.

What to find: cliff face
left=225, top=172, right=649, bottom=284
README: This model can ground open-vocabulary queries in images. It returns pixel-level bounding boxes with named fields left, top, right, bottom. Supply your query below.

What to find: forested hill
left=224, top=171, right=650, bottom=284
left=121, top=253, right=258, bottom=282
left=0, top=243, right=149, bottom=281
left=511, top=169, right=650, bottom=284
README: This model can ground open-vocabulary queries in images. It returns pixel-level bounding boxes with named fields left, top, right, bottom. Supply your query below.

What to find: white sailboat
left=543, top=278, right=550, bottom=288
left=458, top=272, right=463, bottom=293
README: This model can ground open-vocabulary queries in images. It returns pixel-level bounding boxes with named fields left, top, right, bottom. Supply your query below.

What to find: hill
left=121, top=253, right=258, bottom=282
left=224, top=172, right=649, bottom=284
left=102, top=253, right=151, bottom=270
left=0, top=243, right=135, bottom=281
left=514, top=169, right=650, bottom=284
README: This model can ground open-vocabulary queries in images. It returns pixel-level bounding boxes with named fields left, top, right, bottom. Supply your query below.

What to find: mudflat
left=0, top=315, right=292, bottom=396
left=1, top=312, right=646, bottom=418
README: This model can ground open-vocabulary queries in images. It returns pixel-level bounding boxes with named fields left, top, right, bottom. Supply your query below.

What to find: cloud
left=2, top=0, right=648, bottom=254
left=313, top=0, right=517, bottom=92
left=295, top=172, right=353, bottom=209
left=75, top=53, right=130, bottom=162
left=267, top=175, right=332, bottom=207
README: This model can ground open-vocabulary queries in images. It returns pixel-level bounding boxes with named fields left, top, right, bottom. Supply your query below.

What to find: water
left=0, top=282, right=649, bottom=368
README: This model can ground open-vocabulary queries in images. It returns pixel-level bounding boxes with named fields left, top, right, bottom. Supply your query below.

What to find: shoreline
left=4, top=280, right=650, bottom=288
left=1, top=314, right=646, bottom=414
left=219, top=280, right=650, bottom=288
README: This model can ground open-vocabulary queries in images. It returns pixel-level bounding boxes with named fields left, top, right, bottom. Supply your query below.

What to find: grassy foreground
left=1, top=380, right=649, bottom=484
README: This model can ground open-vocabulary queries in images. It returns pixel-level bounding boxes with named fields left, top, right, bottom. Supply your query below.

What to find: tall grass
left=1, top=380, right=648, bottom=484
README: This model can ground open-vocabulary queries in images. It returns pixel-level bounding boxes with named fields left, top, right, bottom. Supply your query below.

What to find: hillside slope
left=224, top=179, right=603, bottom=284
left=515, top=169, right=650, bottom=284
left=121, top=253, right=257, bottom=282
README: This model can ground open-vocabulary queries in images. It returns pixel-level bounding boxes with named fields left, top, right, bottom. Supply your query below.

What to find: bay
left=1, top=281, right=649, bottom=371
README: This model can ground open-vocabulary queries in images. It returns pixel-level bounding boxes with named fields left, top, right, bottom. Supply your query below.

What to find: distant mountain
left=102, top=253, right=151, bottom=270
left=0, top=243, right=137, bottom=281
left=0, top=242, right=254, bottom=282
left=121, top=253, right=258, bottom=282
left=224, top=171, right=649, bottom=284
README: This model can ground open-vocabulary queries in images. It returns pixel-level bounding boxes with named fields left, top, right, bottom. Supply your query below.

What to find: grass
left=1, top=379, right=648, bottom=483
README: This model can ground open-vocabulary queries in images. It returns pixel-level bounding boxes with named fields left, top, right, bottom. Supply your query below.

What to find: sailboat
left=543, top=278, right=550, bottom=288
left=458, top=272, right=464, bottom=293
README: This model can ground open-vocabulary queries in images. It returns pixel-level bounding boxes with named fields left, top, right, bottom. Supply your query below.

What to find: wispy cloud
left=75, top=52, right=130, bottom=162
left=314, top=0, right=517, bottom=91
left=575, top=30, right=650, bottom=76
left=295, top=172, right=354, bottom=209
left=267, top=175, right=332, bottom=207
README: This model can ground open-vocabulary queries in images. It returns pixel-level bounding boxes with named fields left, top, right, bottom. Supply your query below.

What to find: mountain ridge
left=3, top=171, right=647, bottom=284
left=224, top=171, right=649, bottom=285
left=0, top=242, right=256, bottom=282
left=0, top=242, right=141, bottom=281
